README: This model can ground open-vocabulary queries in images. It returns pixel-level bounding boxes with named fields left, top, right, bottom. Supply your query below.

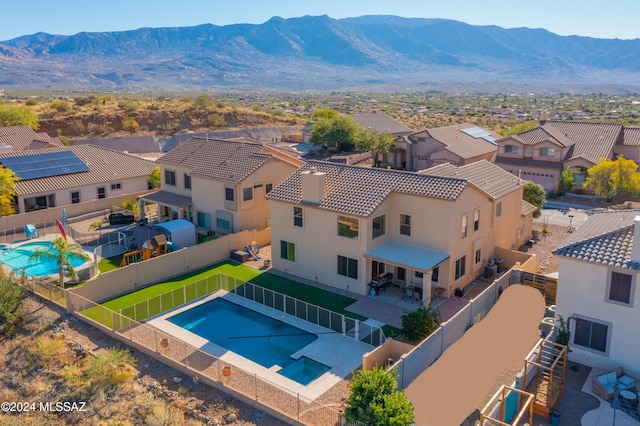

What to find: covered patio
left=140, top=190, right=192, bottom=223
left=364, top=241, right=449, bottom=307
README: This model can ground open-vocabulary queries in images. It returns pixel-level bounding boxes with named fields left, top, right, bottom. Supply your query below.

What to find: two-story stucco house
left=494, top=121, right=640, bottom=190
left=553, top=212, right=640, bottom=379
left=141, top=137, right=302, bottom=235
left=0, top=145, right=156, bottom=213
left=267, top=160, right=534, bottom=303
left=392, top=123, right=499, bottom=171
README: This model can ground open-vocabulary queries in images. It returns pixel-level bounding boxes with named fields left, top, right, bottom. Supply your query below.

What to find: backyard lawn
left=81, top=260, right=392, bottom=332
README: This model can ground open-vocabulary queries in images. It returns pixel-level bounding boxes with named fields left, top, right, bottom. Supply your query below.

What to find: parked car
left=109, top=212, right=135, bottom=225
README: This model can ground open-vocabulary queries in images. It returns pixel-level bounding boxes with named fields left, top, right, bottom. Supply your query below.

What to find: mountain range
left=1, top=15, right=640, bottom=92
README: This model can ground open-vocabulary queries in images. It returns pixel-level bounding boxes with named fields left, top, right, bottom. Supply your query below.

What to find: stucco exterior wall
left=555, top=258, right=640, bottom=379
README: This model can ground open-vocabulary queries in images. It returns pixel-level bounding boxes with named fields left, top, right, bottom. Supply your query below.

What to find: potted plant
left=549, top=407, right=560, bottom=426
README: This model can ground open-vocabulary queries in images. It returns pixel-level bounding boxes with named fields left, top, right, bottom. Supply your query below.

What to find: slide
left=245, top=245, right=261, bottom=261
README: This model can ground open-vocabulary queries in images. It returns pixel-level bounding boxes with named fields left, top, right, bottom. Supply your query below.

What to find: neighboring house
left=0, top=145, right=156, bottom=213
left=392, top=123, right=499, bottom=170
left=141, top=137, right=302, bottom=235
left=70, top=136, right=160, bottom=154
left=493, top=121, right=640, bottom=190
left=267, top=160, right=533, bottom=302
left=553, top=212, right=640, bottom=379
left=0, top=125, right=64, bottom=153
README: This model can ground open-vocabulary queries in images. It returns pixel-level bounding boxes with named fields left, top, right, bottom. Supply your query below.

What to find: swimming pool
left=167, top=297, right=329, bottom=384
left=0, top=241, right=90, bottom=277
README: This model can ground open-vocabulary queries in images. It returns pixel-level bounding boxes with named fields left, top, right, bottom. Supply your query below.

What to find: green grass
left=82, top=259, right=401, bottom=335
left=98, top=254, right=123, bottom=273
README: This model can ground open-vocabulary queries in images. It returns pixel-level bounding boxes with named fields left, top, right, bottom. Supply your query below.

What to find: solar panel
left=460, top=127, right=497, bottom=145
left=0, top=150, right=89, bottom=180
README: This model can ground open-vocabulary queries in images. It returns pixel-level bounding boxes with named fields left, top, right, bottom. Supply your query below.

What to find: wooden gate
left=521, top=272, right=557, bottom=306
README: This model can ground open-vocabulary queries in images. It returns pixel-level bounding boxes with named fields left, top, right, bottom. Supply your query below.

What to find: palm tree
left=29, top=237, right=90, bottom=289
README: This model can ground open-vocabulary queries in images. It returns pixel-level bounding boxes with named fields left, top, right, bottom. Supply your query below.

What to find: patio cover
left=364, top=241, right=448, bottom=271
left=140, top=190, right=191, bottom=209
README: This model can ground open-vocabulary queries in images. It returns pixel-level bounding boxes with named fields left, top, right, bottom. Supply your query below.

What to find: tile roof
left=493, top=156, right=564, bottom=170
left=421, top=160, right=525, bottom=200
left=267, top=160, right=468, bottom=217
left=157, top=137, right=273, bottom=183
left=0, top=126, right=63, bottom=151
left=509, top=126, right=573, bottom=147
left=621, top=127, right=640, bottom=146
left=421, top=123, right=499, bottom=158
left=552, top=211, right=640, bottom=270
left=0, top=145, right=156, bottom=196
left=353, top=113, right=413, bottom=135
left=545, top=121, right=622, bottom=163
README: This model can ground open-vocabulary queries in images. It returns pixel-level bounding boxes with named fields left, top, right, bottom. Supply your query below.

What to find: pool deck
left=147, top=291, right=374, bottom=400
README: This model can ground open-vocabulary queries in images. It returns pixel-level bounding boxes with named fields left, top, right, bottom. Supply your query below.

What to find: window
left=265, top=183, right=273, bottom=194
left=431, top=267, right=439, bottom=283
left=461, top=215, right=468, bottom=239
left=609, top=271, right=633, bottom=304
left=337, top=215, right=359, bottom=239
left=539, top=147, right=556, bottom=157
left=495, top=202, right=502, bottom=218
left=293, top=206, right=303, bottom=227
left=473, top=209, right=480, bottom=231
left=197, top=212, right=211, bottom=229
left=184, top=174, right=191, bottom=189
left=216, top=218, right=231, bottom=230
left=414, top=271, right=424, bottom=278
left=280, top=240, right=296, bottom=262
left=475, top=249, right=482, bottom=264
left=372, top=261, right=385, bottom=277
left=574, top=317, right=609, bottom=353
left=225, top=188, right=235, bottom=202
left=97, top=187, right=106, bottom=199
left=337, top=255, right=358, bottom=279
left=71, top=191, right=80, bottom=204
left=164, top=170, right=176, bottom=186
left=504, top=145, right=518, bottom=154
left=110, top=182, right=122, bottom=190
left=455, top=256, right=466, bottom=280
left=372, top=215, right=386, bottom=239
left=400, top=214, right=411, bottom=236
left=243, top=187, right=253, bottom=201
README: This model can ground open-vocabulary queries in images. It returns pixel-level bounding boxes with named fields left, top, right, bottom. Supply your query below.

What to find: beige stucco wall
left=362, top=339, right=415, bottom=371
left=270, top=184, right=530, bottom=297
left=615, top=146, right=640, bottom=164
left=157, top=163, right=194, bottom=199
left=555, top=258, right=640, bottom=379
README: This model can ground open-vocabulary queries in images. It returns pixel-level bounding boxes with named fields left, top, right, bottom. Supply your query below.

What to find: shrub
left=401, top=305, right=440, bottom=342
left=0, top=277, right=25, bottom=337
left=25, top=98, right=37, bottom=106
left=122, top=118, right=140, bottom=133
left=50, top=99, right=72, bottom=113
left=345, top=366, right=414, bottom=426
left=547, top=190, right=558, bottom=200
left=85, top=347, right=136, bottom=387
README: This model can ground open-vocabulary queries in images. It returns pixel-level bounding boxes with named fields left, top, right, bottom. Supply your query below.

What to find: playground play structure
left=245, top=241, right=260, bottom=261
left=120, top=234, right=169, bottom=267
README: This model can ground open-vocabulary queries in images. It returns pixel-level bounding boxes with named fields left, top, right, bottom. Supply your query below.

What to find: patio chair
left=403, top=286, right=415, bottom=301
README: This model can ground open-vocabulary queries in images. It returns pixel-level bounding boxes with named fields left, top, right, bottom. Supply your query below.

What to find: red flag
left=56, top=219, right=67, bottom=243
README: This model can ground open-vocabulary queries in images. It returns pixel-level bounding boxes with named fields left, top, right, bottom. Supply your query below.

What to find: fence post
left=134, top=303, right=137, bottom=322
left=297, top=393, right=300, bottom=421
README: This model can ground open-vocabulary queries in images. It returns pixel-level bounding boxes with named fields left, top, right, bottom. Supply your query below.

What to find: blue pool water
left=0, top=241, right=89, bottom=277
left=277, top=356, right=331, bottom=385
left=168, top=297, right=327, bottom=383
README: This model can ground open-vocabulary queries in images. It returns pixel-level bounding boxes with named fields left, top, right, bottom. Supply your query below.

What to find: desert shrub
left=122, top=118, right=140, bottom=133
left=145, top=405, right=185, bottom=426
left=207, top=113, right=226, bottom=127
left=118, top=100, right=138, bottom=112
left=86, top=347, right=136, bottom=387
left=0, top=277, right=25, bottom=337
left=24, top=98, right=37, bottom=106
left=29, top=334, right=65, bottom=368
left=147, top=104, right=160, bottom=110
left=50, top=99, right=72, bottom=113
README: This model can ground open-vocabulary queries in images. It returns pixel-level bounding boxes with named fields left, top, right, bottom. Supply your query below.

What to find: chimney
left=632, top=216, right=640, bottom=263
left=301, top=166, right=326, bottom=203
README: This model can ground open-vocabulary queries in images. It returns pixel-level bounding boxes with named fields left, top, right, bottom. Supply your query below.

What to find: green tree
left=523, top=181, right=546, bottom=219
left=0, top=104, right=39, bottom=129
left=29, top=237, right=90, bottom=289
left=558, top=168, right=575, bottom=195
left=122, top=117, right=140, bottom=133
left=0, top=166, right=17, bottom=216
left=584, top=156, right=640, bottom=202
left=309, top=115, right=363, bottom=152
left=122, top=198, right=140, bottom=217
left=0, top=275, right=25, bottom=337
left=345, top=366, right=415, bottom=426
left=310, top=107, right=340, bottom=121
left=401, top=305, right=440, bottom=341
left=148, top=166, right=161, bottom=189
left=499, top=120, right=538, bottom=137
left=357, top=129, right=395, bottom=166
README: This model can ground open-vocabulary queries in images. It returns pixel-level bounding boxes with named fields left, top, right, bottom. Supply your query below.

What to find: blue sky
left=2, top=0, right=638, bottom=41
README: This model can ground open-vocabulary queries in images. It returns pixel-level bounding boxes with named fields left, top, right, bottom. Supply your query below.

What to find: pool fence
left=66, top=290, right=349, bottom=426
left=115, top=273, right=385, bottom=347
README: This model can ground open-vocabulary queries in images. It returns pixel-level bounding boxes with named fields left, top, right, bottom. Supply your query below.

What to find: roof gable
left=0, top=126, right=63, bottom=151
left=352, top=113, right=413, bottom=135
left=267, top=161, right=468, bottom=217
